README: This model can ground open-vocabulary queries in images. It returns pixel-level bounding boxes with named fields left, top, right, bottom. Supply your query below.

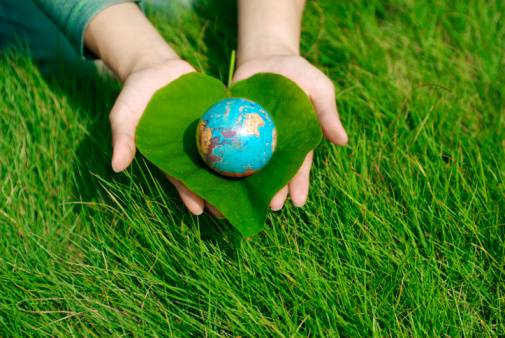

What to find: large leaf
left=136, top=72, right=322, bottom=237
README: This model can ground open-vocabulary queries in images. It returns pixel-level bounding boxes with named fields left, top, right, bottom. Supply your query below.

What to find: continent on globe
left=196, top=98, right=277, bottom=177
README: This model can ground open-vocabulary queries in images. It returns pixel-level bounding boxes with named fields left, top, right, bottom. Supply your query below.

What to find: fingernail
left=338, top=126, right=349, bottom=145
left=111, top=162, right=121, bottom=173
left=271, top=205, right=282, bottom=211
left=192, top=208, right=204, bottom=216
left=292, top=198, right=306, bottom=208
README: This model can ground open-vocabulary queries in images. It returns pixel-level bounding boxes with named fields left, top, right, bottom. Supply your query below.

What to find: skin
left=84, top=1, right=347, bottom=216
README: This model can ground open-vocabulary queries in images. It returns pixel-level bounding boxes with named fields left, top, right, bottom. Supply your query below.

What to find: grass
left=1, top=0, right=504, bottom=335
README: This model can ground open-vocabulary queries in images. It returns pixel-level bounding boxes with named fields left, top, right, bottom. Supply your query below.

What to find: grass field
left=1, top=0, right=504, bottom=336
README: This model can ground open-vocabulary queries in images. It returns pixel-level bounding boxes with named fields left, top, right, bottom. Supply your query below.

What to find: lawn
left=1, top=0, right=504, bottom=336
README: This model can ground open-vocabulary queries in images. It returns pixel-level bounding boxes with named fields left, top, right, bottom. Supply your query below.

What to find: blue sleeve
left=33, top=0, right=142, bottom=58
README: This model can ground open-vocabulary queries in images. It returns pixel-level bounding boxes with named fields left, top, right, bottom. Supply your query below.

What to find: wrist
left=84, top=3, right=179, bottom=82
left=237, top=0, right=305, bottom=66
left=237, top=36, right=299, bottom=65
left=126, top=48, right=179, bottom=77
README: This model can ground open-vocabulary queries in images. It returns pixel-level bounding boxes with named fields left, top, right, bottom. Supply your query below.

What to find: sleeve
left=33, top=0, right=142, bottom=58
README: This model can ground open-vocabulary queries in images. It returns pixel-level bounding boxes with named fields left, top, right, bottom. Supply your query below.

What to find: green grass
left=1, top=0, right=504, bottom=335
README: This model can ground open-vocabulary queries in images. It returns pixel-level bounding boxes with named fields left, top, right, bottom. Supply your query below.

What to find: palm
left=109, top=59, right=194, bottom=172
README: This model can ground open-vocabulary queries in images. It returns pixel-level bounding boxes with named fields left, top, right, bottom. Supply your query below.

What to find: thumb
left=310, top=77, right=348, bottom=146
left=109, top=100, right=139, bottom=172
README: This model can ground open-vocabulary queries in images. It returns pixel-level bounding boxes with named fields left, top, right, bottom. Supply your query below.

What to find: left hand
left=233, top=55, right=348, bottom=211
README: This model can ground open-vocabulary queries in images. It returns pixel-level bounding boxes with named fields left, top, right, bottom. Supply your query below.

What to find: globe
left=196, top=98, right=277, bottom=177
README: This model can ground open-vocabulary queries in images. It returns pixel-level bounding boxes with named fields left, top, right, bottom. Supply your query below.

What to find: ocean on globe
left=196, top=98, right=277, bottom=177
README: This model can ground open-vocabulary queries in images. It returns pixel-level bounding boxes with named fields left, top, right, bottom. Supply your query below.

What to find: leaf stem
left=227, top=50, right=236, bottom=88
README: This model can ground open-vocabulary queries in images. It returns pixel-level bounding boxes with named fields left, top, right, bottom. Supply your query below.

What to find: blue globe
left=196, top=98, right=277, bottom=177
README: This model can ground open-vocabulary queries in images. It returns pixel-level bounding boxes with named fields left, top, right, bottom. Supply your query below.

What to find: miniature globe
left=196, top=98, right=277, bottom=177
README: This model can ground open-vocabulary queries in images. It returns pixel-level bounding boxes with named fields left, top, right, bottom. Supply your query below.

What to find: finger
left=167, top=176, right=205, bottom=215
left=111, top=134, right=136, bottom=173
left=205, top=202, right=224, bottom=219
left=270, top=186, right=289, bottom=211
left=310, top=77, right=348, bottom=145
left=289, top=151, right=313, bottom=207
left=109, top=100, right=138, bottom=172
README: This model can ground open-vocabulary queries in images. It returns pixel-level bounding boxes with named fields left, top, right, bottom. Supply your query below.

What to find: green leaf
left=136, top=72, right=322, bottom=237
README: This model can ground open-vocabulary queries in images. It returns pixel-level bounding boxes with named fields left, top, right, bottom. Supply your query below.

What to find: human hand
left=85, top=3, right=209, bottom=215
left=108, top=59, right=212, bottom=215
left=233, top=55, right=348, bottom=210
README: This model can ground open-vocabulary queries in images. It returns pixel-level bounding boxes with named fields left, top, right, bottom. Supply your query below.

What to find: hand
left=233, top=55, right=348, bottom=210
left=84, top=3, right=210, bottom=216
left=108, top=58, right=209, bottom=215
